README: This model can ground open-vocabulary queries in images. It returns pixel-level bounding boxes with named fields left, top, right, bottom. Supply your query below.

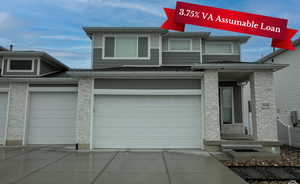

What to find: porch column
left=6, top=83, right=29, bottom=145
left=250, top=71, right=278, bottom=141
left=203, top=70, right=221, bottom=141
left=76, top=78, right=94, bottom=149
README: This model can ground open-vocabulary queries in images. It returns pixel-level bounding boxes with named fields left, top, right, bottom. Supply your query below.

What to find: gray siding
left=2, top=58, right=38, bottom=76
left=93, top=48, right=159, bottom=69
left=40, top=60, right=59, bottom=75
left=94, top=79, right=201, bottom=89
left=278, top=122, right=300, bottom=148
left=203, top=55, right=240, bottom=63
left=162, top=52, right=201, bottom=65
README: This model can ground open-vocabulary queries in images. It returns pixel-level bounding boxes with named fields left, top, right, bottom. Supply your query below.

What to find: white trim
left=94, top=89, right=202, bottom=95
left=0, top=88, right=9, bottom=92
left=91, top=34, right=94, bottom=68
left=3, top=88, right=10, bottom=146
left=1, top=58, right=4, bottom=76
left=204, top=41, right=236, bottom=55
left=7, top=58, right=35, bottom=73
left=200, top=38, right=203, bottom=64
left=159, top=34, right=162, bottom=66
left=102, top=34, right=151, bottom=60
left=22, top=84, right=29, bottom=146
left=167, top=38, right=193, bottom=52
left=220, top=87, right=235, bottom=125
left=29, top=87, right=78, bottom=92
left=37, top=59, right=41, bottom=76
left=90, top=79, right=94, bottom=151
left=38, top=70, right=60, bottom=77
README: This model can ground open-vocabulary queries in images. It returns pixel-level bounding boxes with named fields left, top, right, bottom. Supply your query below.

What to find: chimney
left=10, top=44, right=13, bottom=51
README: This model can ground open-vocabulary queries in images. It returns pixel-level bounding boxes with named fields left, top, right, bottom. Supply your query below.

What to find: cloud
left=99, top=0, right=164, bottom=17
left=40, top=35, right=88, bottom=41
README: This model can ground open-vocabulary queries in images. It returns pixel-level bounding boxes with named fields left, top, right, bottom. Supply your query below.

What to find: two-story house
left=0, top=27, right=287, bottom=152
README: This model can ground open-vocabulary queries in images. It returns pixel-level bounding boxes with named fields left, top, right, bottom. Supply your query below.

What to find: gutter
left=0, top=78, right=78, bottom=84
left=66, top=71, right=203, bottom=79
left=191, top=63, right=289, bottom=72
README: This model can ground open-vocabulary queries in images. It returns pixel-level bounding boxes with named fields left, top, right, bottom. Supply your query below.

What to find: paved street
left=0, top=146, right=247, bottom=184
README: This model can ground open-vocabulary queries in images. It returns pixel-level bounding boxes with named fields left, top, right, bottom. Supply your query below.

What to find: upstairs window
left=168, top=39, right=191, bottom=51
left=104, top=35, right=149, bottom=59
left=205, top=42, right=233, bottom=54
left=8, top=59, right=34, bottom=72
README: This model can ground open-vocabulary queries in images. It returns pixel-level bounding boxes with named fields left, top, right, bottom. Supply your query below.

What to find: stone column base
left=78, top=144, right=90, bottom=150
left=6, top=140, right=23, bottom=146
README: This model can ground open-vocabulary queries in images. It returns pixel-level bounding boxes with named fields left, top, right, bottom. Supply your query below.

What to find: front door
left=220, top=87, right=235, bottom=127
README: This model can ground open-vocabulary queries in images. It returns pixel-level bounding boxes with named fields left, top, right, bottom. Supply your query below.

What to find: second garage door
left=93, top=95, right=202, bottom=149
left=27, top=92, right=77, bottom=144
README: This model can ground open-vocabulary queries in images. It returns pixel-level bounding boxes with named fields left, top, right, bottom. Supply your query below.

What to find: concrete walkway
left=0, top=146, right=247, bottom=184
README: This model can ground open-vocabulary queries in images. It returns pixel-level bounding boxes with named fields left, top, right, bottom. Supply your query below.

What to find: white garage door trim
left=92, top=89, right=203, bottom=149
left=26, top=90, right=77, bottom=145
left=94, top=89, right=202, bottom=95
left=0, top=91, right=8, bottom=145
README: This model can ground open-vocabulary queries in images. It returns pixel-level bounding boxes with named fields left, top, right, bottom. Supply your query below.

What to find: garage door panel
left=27, top=92, right=77, bottom=144
left=0, top=93, right=8, bottom=144
left=93, top=95, right=202, bottom=149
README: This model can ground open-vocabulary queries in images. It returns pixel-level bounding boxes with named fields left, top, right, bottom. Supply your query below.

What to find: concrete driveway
left=0, top=146, right=247, bottom=184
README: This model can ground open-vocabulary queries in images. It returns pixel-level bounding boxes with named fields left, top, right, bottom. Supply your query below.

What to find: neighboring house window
left=7, top=59, right=34, bottom=72
left=168, top=39, right=191, bottom=51
left=104, top=35, right=149, bottom=59
left=205, top=42, right=233, bottom=54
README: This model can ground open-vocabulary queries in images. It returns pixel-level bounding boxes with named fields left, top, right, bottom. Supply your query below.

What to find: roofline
left=207, top=36, right=250, bottom=43
left=66, top=71, right=203, bottom=78
left=0, top=46, right=8, bottom=51
left=0, top=51, right=70, bottom=70
left=192, top=63, right=288, bottom=72
left=83, top=27, right=168, bottom=39
left=0, top=78, right=78, bottom=83
left=257, top=37, right=300, bottom=63
left=164, top=32, right=211, bottom=38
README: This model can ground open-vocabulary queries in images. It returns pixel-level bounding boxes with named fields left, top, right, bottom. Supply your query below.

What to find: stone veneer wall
left=203, top=70, right=221, bottom=141
left=76, top=78, right=94, bottom=149
left=250, top=71, right=278, bottom=141
left=6, top=83, right=28, bottom=145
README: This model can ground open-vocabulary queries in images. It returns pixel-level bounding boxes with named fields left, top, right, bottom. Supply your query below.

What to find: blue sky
left=0, top=0, right=299, bottom=68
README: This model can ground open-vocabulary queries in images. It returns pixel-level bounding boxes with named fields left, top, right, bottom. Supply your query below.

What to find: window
left=104, top=35, right=149, bottom=59
left=8, top=59, right=34, bottom=72
left=205, top=42, right=233, bottom=54
left=168, top=39, right=191, bottom=51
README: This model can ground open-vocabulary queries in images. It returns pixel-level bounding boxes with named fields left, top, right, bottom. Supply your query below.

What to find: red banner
left=161, top=1, right=298, bottom=50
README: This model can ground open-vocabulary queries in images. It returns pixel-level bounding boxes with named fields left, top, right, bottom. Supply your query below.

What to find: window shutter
left=104, top=37, right=115, bottom=57
left=138, top=37, right=148, bottom=57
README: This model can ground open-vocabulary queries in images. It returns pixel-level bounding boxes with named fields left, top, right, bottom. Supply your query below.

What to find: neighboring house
left=258, top=37, right=300, bottom=126
left=0, top=27, right=287, bottom=152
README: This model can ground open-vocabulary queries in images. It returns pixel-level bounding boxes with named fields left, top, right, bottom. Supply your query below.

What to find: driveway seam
left=162, top=151, right=172, bottom=184
left=10, top=151, right=73, bottom=184
left=1, top=145, right=50, bottom=161
left=91, top=151, right=119, bottom=184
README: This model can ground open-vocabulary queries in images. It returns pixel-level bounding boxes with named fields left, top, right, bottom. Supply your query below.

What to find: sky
left=0, top=0, right=299, bottom=68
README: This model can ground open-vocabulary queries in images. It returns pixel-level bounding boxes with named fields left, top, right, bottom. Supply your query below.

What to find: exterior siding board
left=162, top=52, right=201, bottom=65
left=40, top=60, right=59, bottom=75
left=93, top=48, right=159, bottom=68
left=203, top=55, right=240, bottom=63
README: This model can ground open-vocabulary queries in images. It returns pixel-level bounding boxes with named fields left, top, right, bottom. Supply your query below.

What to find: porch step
left=221, top=144, right=263, bottom=152
left=221, top=133, right=253, bottom=140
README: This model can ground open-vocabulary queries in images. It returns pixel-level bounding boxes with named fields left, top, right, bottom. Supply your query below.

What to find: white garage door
left=27, top=92, right=77, bottom=144
left=93, top=95, right=202, bottom=149
left=0, top=93, right=8, bottom=145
